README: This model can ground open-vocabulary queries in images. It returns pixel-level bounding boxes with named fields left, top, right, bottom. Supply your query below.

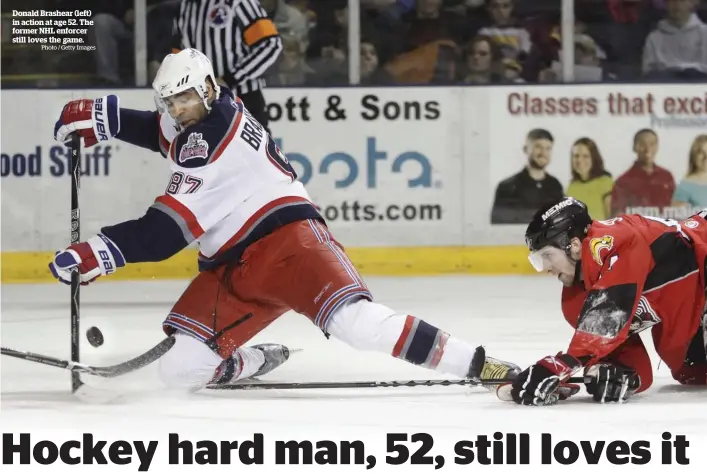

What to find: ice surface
left=1, top=276, right=705, bottom=473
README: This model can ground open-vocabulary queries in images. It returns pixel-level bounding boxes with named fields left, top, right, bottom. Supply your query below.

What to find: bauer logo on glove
left=54, top=95, right=120, bottom=148
left=49, top=234, right=125, bottom=285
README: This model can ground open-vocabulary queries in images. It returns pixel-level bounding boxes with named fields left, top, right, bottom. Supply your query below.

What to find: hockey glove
left=49, top=234, right=125, bottom=285
left=584, top=363, right=641, bottom=403
left=510, top=353, right=582, bottom=406
left=54, top=95, right=120, bottom=147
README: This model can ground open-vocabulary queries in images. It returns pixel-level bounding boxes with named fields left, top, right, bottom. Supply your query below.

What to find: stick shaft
left=206, top=376, right=588, bottom=391
left=70, top=132, right=82, bottom=393
left=1, top=337, right=174, bottom=378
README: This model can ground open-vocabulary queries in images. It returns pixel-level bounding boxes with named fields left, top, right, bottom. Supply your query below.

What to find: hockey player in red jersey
left=48, top=48, right=519, bottom=391
left=507, top=197, right=707, bottom=406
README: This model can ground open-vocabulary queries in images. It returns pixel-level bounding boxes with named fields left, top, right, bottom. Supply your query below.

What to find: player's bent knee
left=158, top=331, right=223, bottom=389
left=326, top=298, right=403, bottom=352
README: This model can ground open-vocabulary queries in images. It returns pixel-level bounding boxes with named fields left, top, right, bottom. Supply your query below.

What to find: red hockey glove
left=54, top=95, right=120, bottom=147
left=48, top=234, right=125, bottom=286
left=510, top=353, right=582, bottom=406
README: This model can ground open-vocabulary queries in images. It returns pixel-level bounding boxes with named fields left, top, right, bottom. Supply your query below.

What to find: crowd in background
left=2, top=0, right=707, bottom=88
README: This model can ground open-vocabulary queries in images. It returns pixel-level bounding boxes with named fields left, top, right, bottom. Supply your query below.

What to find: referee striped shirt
left=175, top=0, right=283, bottom=95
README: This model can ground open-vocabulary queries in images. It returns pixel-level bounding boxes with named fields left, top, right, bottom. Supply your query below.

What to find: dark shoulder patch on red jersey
left=644, top=233, right=698, bottom=291
left=169, top=94, right=243, bottom=168
left=577, top=284, right=636, bottom=338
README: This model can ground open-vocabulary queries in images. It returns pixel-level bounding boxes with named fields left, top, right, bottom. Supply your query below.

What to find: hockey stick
left=69, top=132, right=81, bottom=392
left=206, top=376, right=589, bottom=391
left=0, top=336, right=175, bottom=378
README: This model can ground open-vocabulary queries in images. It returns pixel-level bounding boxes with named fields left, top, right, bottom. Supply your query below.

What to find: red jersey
left=560, top=213, right=707, bottom=391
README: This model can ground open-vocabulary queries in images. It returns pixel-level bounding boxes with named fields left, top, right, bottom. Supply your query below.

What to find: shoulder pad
left=168, top=98, right=243, bottom=168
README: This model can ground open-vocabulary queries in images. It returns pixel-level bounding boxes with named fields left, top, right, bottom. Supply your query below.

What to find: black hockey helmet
left=525, top=197, right=592, bottom=254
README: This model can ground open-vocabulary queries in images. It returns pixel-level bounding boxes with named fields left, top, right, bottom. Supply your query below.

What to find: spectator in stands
left=289, top=0, right=318, bottom=29
left=147, top=1, right=181, bottom=82
left=672, top=135, right=707, bottom=210
left=566, top=138, right=614, bottom=221
left=88, top=1, right=135, bottom=85
left=539, top=33, right=615, bottom=82
left=501, top=58, right=525, bottom=82
left=360, top=36, right=394, bottom=84
left=610, top=129, right=676, bottom=217
left=266, top=31, right=315, bottom=86
left=306, top=0, right=349, bottom=84
left=575, top=0, right=660, bottom=80
left=460, top=35, right=503, bottom=83
left=385, top=0, right=461, bottom=83
left=490, top=129, right=564, bottom=224
left=262, top=0, right=310, bottom=53
left=642, top=0, right=707, bottom=78
left=477, top=0, right=532, bottom=60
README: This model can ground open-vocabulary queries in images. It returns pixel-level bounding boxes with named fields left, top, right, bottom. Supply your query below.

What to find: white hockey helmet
left=152, top=48, right=221, bottom=119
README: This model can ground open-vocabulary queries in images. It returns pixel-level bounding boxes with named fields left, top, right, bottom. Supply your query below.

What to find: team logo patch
left=589, top=235, right=614, bottom=265
left=179, top=133, right=209, bottom=163
left=207, top=4, right=231, bottom=28
left=685, top=219, right=699, bottom=229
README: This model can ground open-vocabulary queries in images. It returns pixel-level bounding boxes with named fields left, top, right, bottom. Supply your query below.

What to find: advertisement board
left=0, top=87, right=466, bottom=281
left=261, top=87, right=464, bottom=247
left=3, top=84, right=706, bottom=282
left=0, top=90, right=170, bottom=253
left=485, top=84, right=707, bottom=233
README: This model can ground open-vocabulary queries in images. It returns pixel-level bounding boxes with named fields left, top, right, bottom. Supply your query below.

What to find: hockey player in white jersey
left=50, top=48, right=519, bottom=390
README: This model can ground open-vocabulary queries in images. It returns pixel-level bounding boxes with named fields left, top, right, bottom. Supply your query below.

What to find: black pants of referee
left=239, top=89, right=271, bottom=135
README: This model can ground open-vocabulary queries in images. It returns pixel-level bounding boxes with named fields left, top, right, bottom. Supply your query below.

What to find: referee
left=173, top=0, right=283, bottom=132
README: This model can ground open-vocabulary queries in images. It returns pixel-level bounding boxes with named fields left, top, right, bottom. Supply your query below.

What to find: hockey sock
left=392, top=315, right=475, bottom=378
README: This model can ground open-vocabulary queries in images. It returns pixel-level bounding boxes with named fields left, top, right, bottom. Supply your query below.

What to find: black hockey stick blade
left=1, top=336, right=174, bottom=378
left=206, top=376, right=588, bottom=391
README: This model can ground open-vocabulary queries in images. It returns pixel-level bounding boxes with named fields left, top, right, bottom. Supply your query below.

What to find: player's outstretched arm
left=48, top=205, right=192, bottom=286
left=47, top=118, right=240, bottom=286
left=54, top=95, right=162, bottom=153
left=115, top=108, right=162, bottom=153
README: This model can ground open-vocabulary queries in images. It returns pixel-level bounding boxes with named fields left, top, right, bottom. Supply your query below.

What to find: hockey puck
left=86, top=326, right=104, bottom=347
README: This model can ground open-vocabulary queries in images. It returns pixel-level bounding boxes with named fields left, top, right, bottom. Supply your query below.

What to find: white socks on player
left=434, top=336, right=478, bottom=378
left=326, top=298, right=476, bottom=378
left=158, top=331, right=223, bottom=389
left=157, top=331, right=265, bottom=389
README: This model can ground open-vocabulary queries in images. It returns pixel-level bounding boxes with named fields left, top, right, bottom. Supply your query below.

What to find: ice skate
left=467, top=346, right=520, bottom=389
left=250, top=343, right=291, bottom=378
left=209, top=343, right=291, bottom=386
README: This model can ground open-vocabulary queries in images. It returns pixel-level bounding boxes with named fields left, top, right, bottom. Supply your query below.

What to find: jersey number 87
left=166, top=171, right=203, bottom=194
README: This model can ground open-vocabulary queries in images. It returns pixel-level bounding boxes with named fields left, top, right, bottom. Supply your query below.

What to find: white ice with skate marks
left=1, top=276, right=706, bottom=473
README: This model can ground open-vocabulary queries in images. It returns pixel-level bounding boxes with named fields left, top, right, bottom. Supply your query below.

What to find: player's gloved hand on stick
left=510, top=353, right=581, bottom=406
left=49, top=234, right=125, bottom=286
left=584, top=363, right=640, bottom=403
left=54, top=95, right=120, bottom=147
